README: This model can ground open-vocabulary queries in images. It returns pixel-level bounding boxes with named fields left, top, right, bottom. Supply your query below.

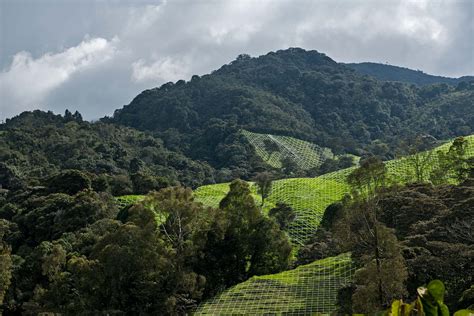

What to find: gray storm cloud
left=0, top=0, right=473, bottom=120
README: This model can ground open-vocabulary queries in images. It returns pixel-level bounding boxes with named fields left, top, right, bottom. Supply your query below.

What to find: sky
left=0, top=0, right=473, bottom=120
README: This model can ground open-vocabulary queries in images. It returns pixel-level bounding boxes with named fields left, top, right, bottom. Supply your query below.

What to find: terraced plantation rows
left=195, top=253, right=355, bottom=315
left=241, top=130, right=334, bottom=170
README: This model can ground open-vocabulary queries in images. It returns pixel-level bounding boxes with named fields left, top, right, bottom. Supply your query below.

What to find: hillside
left=114, top=135, right=474, bottom=246
left=0, top=111, right=215, bottom=191
left=111, top=48, right=474, bottom=179
left=346, top=62, right=474, bottom=86
left=196, top=252, right=355, bottom=315
left=196, top=178, right=474, bottom=314
left=193, top=135, right=474, bottom=314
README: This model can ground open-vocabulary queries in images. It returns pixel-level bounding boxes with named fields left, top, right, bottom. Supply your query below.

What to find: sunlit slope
left=195, top=252, right=355, bottom=315
left=194, top=135, right=474, bottom=245
left=241, top=130, right=334, bottom=170
left=116, top=135, right=474, bottom=245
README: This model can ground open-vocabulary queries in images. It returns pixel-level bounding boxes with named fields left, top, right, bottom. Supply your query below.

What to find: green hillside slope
left=194, top=135, right=474, bottom=245
left=195, top=252, right=355, bottom=315
left=193, top=135, right=473, bottom=315
left=241, top=129, right=334, bottom=170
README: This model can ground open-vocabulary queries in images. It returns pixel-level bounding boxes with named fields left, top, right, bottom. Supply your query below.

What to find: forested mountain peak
left=111, top=48, right=473, bottom=178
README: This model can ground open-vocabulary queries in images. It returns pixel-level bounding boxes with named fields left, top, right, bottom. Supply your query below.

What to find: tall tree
left=0, top=220, right=13, bottom=308
left=253, top=171, right=274, bottom=206
left=401, top=135, right=437, bottom=183
left=336, top=158, right=407, bottom=313
left=200, top=179, right=291, bottom=297
left=431, top=137, right=470, bottom=184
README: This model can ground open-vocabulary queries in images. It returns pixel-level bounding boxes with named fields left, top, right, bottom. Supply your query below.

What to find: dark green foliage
left=371, top=181, right=474, bottom=309
left=199, top=179, right=292, bottom=298
left=0, top=175, right=292, bottom=314
left=313, top=155, right=356, bottom=176
left=262, top=138, right=280, bottom=160
left=319, top=201, right=344, bottom=230
left=0, top=220, right=13, bottom=308
left=253, top=171, right=274, bottom=206
left=295, top=228, right=339, bottom=265
left=46, top=170, right=91, bottom=195
left=269, top=202, right=296, bottom=230
left=458, top=286, right=474, bottom=310
left=12, top=189, right=117, bottom=246
left=0, top=110, right=215, bottom=191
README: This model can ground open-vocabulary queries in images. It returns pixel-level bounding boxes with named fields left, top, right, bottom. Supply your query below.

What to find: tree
left=335, top=159, right=407, bottom=312
left=350, top=224, right=408, bottom=313
left=88, top=207, right=173, bottom=314
left=281, top=156, right=299, bottom=176
left=347, top=156, right=387, bottom=199
left=142, top=187, right=212, bottom=312
left=430, top=137, right=470, bottom=184
left=0, top=220, right=13, bottom=308
left=253, top=172, right=274, bottom=206
left=262, top=139, right=280, bottom=161
left=46, top=170, right=91, bottom=195
left=401, top=135, right=437, bottom=183
left=269, top=203, right=296, bottom=230
left=200, top=180, right=291, bottom=297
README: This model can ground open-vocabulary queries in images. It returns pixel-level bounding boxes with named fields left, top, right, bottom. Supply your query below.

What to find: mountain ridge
left=346, top=62, right=474, bottom=86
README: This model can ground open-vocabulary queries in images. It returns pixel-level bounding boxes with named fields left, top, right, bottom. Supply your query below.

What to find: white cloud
left=0, top=37, right=118, bottom=118
left=131, top=57, right=190, bottom=83
left=1, top=0, right=472, bottom=120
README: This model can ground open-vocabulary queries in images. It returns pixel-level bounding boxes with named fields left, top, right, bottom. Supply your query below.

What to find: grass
left=242, top=130, right=334, bottom=170
left=195, top=252, right=355, bottom=315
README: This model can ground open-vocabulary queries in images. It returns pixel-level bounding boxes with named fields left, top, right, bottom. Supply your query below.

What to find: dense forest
left=1, top=48, right=474, bottom=314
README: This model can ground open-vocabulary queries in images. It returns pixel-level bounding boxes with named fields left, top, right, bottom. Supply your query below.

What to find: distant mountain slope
left=346, top=62, right=474, bottom=86
left=111, top=48, right=474, bottom=178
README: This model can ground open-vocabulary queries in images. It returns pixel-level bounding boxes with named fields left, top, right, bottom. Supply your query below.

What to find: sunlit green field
left=195, top=252, right=355, bottom=315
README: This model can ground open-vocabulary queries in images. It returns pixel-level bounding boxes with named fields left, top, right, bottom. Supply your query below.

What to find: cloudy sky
left=1, top=0, right=473, bottom=120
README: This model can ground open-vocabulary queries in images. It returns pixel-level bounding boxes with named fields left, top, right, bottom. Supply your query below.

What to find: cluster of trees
left=0, top=110, right=215, bottom=192
left=0, top=171, right=291, bottom=314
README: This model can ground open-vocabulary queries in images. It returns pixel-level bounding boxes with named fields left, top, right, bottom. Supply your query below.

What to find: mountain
left=2, top=48, right=473, bottom=188
left=111, top=48, right=474, bottom=178
left=346, top=62, right=474, bottom=86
